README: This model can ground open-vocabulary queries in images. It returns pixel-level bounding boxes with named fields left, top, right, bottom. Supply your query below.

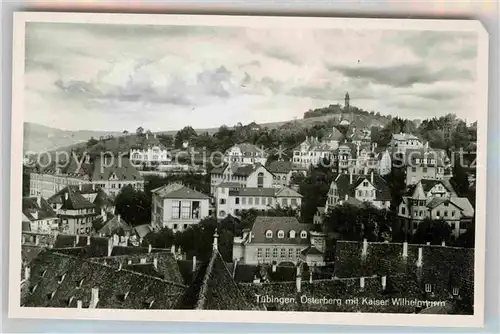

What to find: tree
left=450, top=158, right=470, bottom=197
left=114, top=185, right=151, bottom=227
left=411, top=218, right=453, bottom=245
left=136, top=126, right=144, bottom=136
left=143, top=227, right=175, bottom=248
left=123, top=130, right=129, bottom=134
left=454, top=218, right=475, bottom=248
left=174, top=126, right=197, bottom=149
left=86, top=137, right=98, bottom=147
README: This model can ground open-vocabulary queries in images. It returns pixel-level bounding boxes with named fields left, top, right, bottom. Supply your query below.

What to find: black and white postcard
left=9, top=12, right=488, bottom=327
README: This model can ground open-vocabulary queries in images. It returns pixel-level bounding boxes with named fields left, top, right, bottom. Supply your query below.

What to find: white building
left=267, top=160, right=293, bottom=187
left=401, top=147, right=449, bottom=185
left=292, top=127, right=344, bottom=168
left=22, top=196, right=60, bottom=234
left=209, top=163, right=274, bottom=196
left=130, top=133, right=170, bottom=166
left=151, top=183, right=210, bottom=232
left=224, top=143, right=268, bottom=165
left=215, top=184, right=303, bottom=218
left=389, top=133, right=423, bottom=153
left=335, top=142, right=391, bottom=176
left=397, top=180, right=474, bottom=237
left=325, top=170, right=391, bottom=211
left=29, top=157, right=144, bottom=199
left=232, top=216, right=324, bottom=266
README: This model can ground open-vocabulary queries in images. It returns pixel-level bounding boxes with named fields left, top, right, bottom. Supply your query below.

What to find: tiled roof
left=91, top=157, right=143, bottom=182
left=123, top=264, right=164, bottom=279
left=226, top=143, right=267, bottom=156
left=333, top=173, right=391, bottom=201
left=134, top=224, right=153, bottom=238
left=301, top=246, right=324, bottom=256
left=400, top=148, right=445, bottom=167
left=274, top=186, right=303, bottom=198
left=97, top=215, right=133, bottom=236
left=392, top=133, right=420, bottom=141
left=248, top=216, right=312, bottom=245
left=194, top=250, right=256, bottom=310
left=48, top=186, right=96, bottom=210
left=450, top=197, right=474, bottom=217
left=151, top=183, right=209, bottom=199
left=267, top=160, right=292, bottom=174
left=426, top=197, right=448, bottom=209
left=22, top=197, right=58, bottom=221
left=53, top=236, right=111, bottom=258
left=210, top=163, right=229, bottom=174
left=22, top=251, right=186, bottom=309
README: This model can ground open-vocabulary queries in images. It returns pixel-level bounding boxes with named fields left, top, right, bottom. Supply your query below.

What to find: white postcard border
left=8, top=12, right=489, bottom=328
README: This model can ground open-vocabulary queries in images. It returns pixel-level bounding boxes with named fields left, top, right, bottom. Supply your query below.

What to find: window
left=423, top=167, right=428, bottom=173
left=296, top=249, right=302, bottom=257
left=291, top=198, right=297, bottom=206
left=444, top=202, right=449, bottom=207
left=183, top=224, right=188, bottom=229
left=219, top=198, right=226, bottom=205
left=235, top=197, right=240, bottom=205
left=277, top=230, right=284, bottom=239
left=300, top=231, right=307, bottom=239
left=425, top=284, right=432, bottom=293
left=436, top=211, right=440, bottom=217
left=181, top=202, right=191, bottom=219
left=289, top=230, right=296, bottom=238
left=241, top=197, right=246, bottom=205
left=358, top=190, right=362, bottom=196
left=218, top=210, right=226, bottom=217
left=265, top=248, right=270, bottom=258
left=257, top=172, right=264, bottom=188
left=265, top=230, right=273, bottom=238
left=171, top=201, right=181, bottom=219
left=255, top=197, right=260, bottom=205
left=444, top=211, right=448, bottom=217
left=249, top=198, right=254, bottom=205
left=257, top=248, right=263, bottom=258
left=288, top=249, right=294, bottom=258
left=280, top=248, right=286, bottom=258
left=191, top=201, right=200, bottom=219
left=267, top=197, right=273, bottom=205
left=363, top=181, right=368, bottom=187
left=173, top=224, right=178, bottom=230
left=412, top=167, right=417, bottom=172
left=401, top=207, right=406, bottom=215
left=282, top=198, right=288, bottom=207
left=272, top=248, right=278, bottom=257
left=452, top=287, right=459, bottom=296
left=451, top=210, right=455, bottom=217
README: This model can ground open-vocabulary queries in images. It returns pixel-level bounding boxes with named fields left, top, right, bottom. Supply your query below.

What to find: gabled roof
left=47, top=187, right=96, bottom=210
left=391, top=133, right=420, bottom=141
left=426, top=197, right=448, bottom=209
left=151, top=183, right=209, bottom=200
left=91, top=157, right=143, bottom=182
left=450, top=197, right=474, bottom=217
left=301, top=245, right=324, bottom=256
left=226, top=143, right=267, bottom=156
left=22, top=197, right=58, bottom=221
left=333, top=173, right=391, bottom=201
left=274, top=187, right=303, bottom=198
left=249, top=216, right=312, bottom=245
left=267, top=160, right=292, bottom=174
left=134, top=224, right=153, bottom=238
left=210, top=163, right=229, bottom=175
left=97, top=215, right=133, bottom=236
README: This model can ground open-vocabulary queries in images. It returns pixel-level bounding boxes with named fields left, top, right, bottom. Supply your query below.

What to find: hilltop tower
left=344, top=92, right=350, bottom=111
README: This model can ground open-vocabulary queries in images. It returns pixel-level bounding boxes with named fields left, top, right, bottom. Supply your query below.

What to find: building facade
left=151, top=183, right=210, bottom=232
left=129, top=133, right=170, bottom=166
left=223, top=143, right=268, bottom=165
left=22, top=196, right=60, bottom=234
left=267, top=160, right=293, bottom=187
left=209, top=163, right=274, bottom=196
left=389, top=133, right=424, bottom=153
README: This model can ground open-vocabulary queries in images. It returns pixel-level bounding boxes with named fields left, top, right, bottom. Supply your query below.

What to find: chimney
left=370, top=171, right=374, bottom=184
left=362, top=239, right=368, bottom=257
left=364, top=166, right=368, bottom=175
left=360, top=277, right=365, bottom=289
left=272, top=264, right=276, bottom=272
left=107, top=237, right=113, bottom=256
left=117, top=215, right=121, bottom=223
left=426, top=242, right=430, bottom=245
left=118, top=262, right=123, bottom=271
left=344, top=194, right=348, bottom=201
left=148, top=244, right=153, bottom=253
left=296, top=271, right=302, bottom=293
left=417, top=247, right=423, bottom=267
left=153, top=258, right=158, bottom=270
left=192, top=256, right=197, bottom=272
left=86, top=236, right=91, bottom=246
left=128, top=259, right=132, bottom=265
left=36, top=196, right=42, bottom=208
left=381, top=276, right=387, bottom=290
left=101, top=209, right=107, bottom=221
left=309, top=271, right=313, bottom=284
left=402, top=241, right=408, bottom=258
left=349, top=169, right=353, bottom=184
left=24, top=266, right=31, bottom=280
left=89, top=288, right=99, bottom=308
left=248, top=231, right=252, bottom=243
left=139, top=237, right=143, bottom=246
left=76, top=300, right=83, bottom=308
left=140, top=258, right=146, bottom=264
left=441, top=240, right=446, bottom=247
left=146, top=133, right=149, bottom=140
left=75, top=235, right=80, bottom=245
left=170, top=244, right=175, bottom=254
left=212, top=230, right=219, bottom=251
left=34, top=235, right=39, bottom=246
left=64, top=192, right=68, bottom=200
left=79, top=184, right=82, bottom=191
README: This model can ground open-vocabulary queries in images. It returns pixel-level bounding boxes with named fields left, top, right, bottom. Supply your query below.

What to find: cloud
left=326, top=63, right=473, bottom=88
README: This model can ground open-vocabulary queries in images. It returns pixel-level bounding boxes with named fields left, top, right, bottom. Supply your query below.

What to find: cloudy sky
left=25, top=22, right=478, bottom=132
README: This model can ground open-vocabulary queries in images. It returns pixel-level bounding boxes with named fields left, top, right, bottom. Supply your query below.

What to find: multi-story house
left=292, top=128, right=344, bottom=168
left=129, top=133, right=170, bottom=166
left=151, top=183, right=210, bottom=232
left=335, top=142, right=391, bottom=176
left=389, top=132, right=424, bottom=153
left=232, top=216, right=323, bottom=266
left=400, top=146, right=449, bottom=185
left=223, top=143, right=268, bottom=165
left=267, top=160, right=293, bottom=187
left=47, top=186, right=101, bottom=235
left=397, top=179, right=474, bottom=237
left=30, top=156, right=144, bottom=199
left=22, top=196, right=60, bottom=234
left=209, top=163, right=274, bottom=195
left=215, top=184, right=303, bottom=218
left=348, top=127, right=371, bottom=146
left=325, top=170, right=391, bottom=211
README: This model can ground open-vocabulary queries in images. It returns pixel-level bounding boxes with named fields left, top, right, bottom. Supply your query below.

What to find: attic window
left=425, top=284, right=432, bottom=293
left=452, top=287, right=459, bottom=296
left=40, top=270, right=47, bottom=277
left=265, top=230, right=273, bottom=238
left=76, top=278, right=84, bottom=289
left=118, top=291, right=130, bottom=302
left=58, top=273, right=66, bottom=284
left=277, top=230, right=284, bottom=239
left=143, top=299, right=155, bottom=309
left=300, top=231, right=307, bottom=239
left=67, top=296, right=74, bottom=306
left=29, top=284, right=38, bottom=293
left=289, top=230, right=296, bottom=238
left=47, top=291, right=56, bottom=300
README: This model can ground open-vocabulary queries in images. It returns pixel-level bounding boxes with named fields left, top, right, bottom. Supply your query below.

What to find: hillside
left=23, top=122, right=123, bottom=153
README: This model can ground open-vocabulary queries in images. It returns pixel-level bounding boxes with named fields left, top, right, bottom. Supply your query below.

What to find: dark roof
left=267, top=161, right=292, bottom=174
left=151, top=183, right=209, bottom=199
left=301, top=246, right=324, bottom=256
left=123, top=264, right=164, bottom=279
left=333, top=173, right=391, bottom=201
left=210, top=163, right=229, bottom=175
left=248, top=216, right=312, bottom=245
left=47, top=187, right=96, bottom=210
left=22, top=251, right=186, bottom=309
left=97, top=215, right=133, bottom=236
left=22, top=197, right=58, bottom=221
left=53, top=236, right=111, bottom=258
left=92, top=189, right=114, bottom=208
left=91, top=157, right=143, bottom=182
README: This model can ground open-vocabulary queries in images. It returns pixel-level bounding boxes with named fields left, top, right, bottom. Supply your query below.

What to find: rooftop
left=247, top=216, right=312, bottom=245
left=151, top=183, right=209, bottom=200
left=22, top=197, right=58, bottom=221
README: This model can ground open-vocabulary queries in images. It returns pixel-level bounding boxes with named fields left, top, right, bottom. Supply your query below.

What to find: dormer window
left=289, top=230, right=296, bottom=238
left=425, top=284, right=432, bottom=293
left=58, top=273, right=66, bottom=284
left=30, top=284, right=38, bottom=293
left=265, top=230, right=273, bottom=238
left=277, top=230, right=284, bottom=239
left=300, top=231, right=307, bottom=239
left=76, top=278, right=84, bottom=289
left=452, top=287, right=459, bottom=296
left=40, top=270, right=47, bottom=277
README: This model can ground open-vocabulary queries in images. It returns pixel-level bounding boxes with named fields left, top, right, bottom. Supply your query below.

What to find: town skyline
left=25, top=23, right=478, bottom=132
